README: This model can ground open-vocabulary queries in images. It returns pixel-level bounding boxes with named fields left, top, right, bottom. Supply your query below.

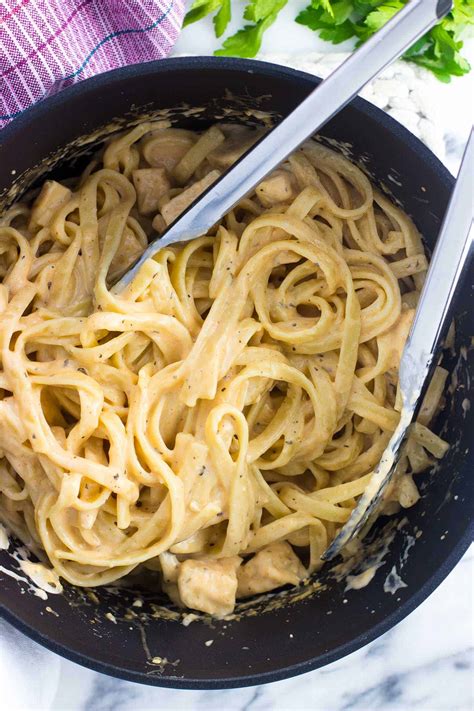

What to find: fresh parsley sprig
left=183, top=0, right=473, bottom=81
left=183, top=0, right=288, bottom=53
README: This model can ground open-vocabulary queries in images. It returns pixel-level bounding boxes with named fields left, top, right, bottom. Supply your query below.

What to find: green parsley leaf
left=295, top=6, right=326, bottom=30
left=215, top=0, right=287, bottom=57
left=183, top=0, right=223, bottom=27
left=324, top=0, right=353, bottom=25
left=353, top=0, right=382, bottom=10
left=244, top=0, right=282, bottom=23
left=213, top=0, right=231, bottom=36
left=408, top=53, right=468, bottom=82
left=402, top=34, right=430, bottom=58
left=364, top=1, right=403, bottom=32
left=214, top=16, right=273, bottom=56
left=405, top=25, right=471, bottom=82
left=301, top=0, right=353, bottom=26
left=444, top=0, right=474, bottom=38
left=310, top=0, right=335, bottom=18
left=319, top=20, right=354, bottom=42
left=296, top=6, right=355, bottom=44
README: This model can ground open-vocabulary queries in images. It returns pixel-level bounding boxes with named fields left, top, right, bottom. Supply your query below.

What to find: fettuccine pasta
left=0, top=122, right=449, bottom=616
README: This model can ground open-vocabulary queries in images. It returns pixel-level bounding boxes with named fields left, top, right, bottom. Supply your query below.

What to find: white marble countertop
left=2, top=544, right=473, bottom=710
left=1, top=5, right=473, bottom=709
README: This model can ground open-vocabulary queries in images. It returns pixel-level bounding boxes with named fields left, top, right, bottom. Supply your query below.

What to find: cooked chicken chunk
left=28, top=180, right=71, bottom=230
left=177, top=556, right=241, bottom=617
left=132, top=168, right=170, bottom=215
left=160, top=551, right=180, bottom=584
left=142, top=129, right=196, bottom=172
left=237, top=542, right=306, bottom=598
left=208, top=125, right=264, bottom=170
left=256, top=170, right=296, bottom=207
left=161, top=170, right=220, bottom=226
left=393, top=472, right=420, bottom=508
left=98, top=215, right=146, bottom=281
left=110, top=228, right=145, bottom=280
left=151, top=213, right=166, bottom=234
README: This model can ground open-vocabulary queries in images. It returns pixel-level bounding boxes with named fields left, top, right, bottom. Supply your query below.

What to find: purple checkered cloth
left=0, top=0, right=185, bottom=129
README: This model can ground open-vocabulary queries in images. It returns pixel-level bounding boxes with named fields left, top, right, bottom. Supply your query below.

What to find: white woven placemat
left=259, top=50, right=474, bottom=175
left=259, top=52, right=448, bottom=157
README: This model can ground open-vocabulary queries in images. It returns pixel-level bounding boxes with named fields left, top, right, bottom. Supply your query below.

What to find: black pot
left=0, top=57, right=472, bottom=689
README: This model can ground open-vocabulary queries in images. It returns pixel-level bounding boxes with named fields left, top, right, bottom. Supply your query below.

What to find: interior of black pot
left=0, top=58, right=472, bottom=689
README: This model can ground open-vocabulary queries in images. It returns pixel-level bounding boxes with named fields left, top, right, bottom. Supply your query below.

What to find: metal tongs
left=324, top=131, right=473, bottom=559
left=112, top=0, right=474, bottom=558
left=115, top=0, right=454, bottom=289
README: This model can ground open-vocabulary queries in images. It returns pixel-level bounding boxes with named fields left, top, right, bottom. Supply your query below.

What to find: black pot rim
left=1, top=55, right=471, bottom=690
left=2, top=533, right=471, bottom=689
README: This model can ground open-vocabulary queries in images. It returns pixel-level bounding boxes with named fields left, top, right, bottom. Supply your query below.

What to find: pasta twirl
left=0, top=122, right=448, bottom=616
